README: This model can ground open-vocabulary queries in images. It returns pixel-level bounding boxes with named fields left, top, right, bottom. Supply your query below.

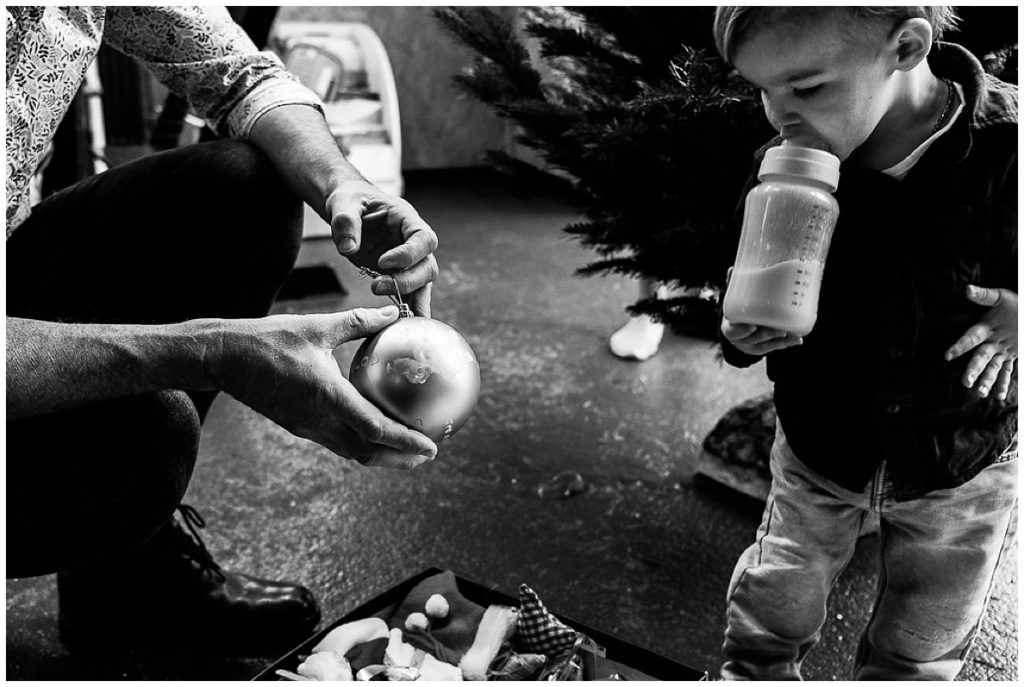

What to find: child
left=713, top=7, right=1017, bottom=680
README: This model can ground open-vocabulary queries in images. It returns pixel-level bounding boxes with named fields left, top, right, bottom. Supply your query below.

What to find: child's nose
left=761, top=92, right=800, bottom=132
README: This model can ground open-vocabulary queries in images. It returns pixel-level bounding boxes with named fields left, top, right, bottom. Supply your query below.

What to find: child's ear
left=888, top=18, right=933, bottom=72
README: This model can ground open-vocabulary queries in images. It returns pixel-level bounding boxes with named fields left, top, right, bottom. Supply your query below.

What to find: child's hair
left=713, top=6, right=961, bottom=65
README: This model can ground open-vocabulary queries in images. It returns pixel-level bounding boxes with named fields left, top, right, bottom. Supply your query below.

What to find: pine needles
left=435, top=7, right=774, bottom=338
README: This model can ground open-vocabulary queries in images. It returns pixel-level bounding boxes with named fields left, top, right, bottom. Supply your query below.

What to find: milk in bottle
left=722, top=141, right=840, bottom=337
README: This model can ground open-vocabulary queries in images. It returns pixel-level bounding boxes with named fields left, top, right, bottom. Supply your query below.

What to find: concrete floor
left=5, top=171, right=1017, bottom=680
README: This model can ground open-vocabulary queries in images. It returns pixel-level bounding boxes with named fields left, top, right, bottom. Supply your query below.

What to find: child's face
left=732, top=11, right=897, bottom=160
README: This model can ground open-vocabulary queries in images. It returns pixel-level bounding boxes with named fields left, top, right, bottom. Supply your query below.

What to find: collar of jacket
left=924, top=41, right=1018, bottom=166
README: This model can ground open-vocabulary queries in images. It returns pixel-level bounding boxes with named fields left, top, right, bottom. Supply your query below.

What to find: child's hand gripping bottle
left=722, top=140, right=841, bottom=337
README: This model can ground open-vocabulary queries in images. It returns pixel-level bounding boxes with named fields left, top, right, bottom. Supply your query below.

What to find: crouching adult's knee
left=6, top=390, right=201, bottom=578
left=170, top=139, right=305, bottom=316
left=194, top=139, right=303, bottom=271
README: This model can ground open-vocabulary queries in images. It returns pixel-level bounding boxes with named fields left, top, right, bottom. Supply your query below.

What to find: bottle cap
left=759, top=143, right=840, bottom=191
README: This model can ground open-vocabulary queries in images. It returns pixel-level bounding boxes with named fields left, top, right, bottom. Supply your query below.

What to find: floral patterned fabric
left=5, top=5, right=323, bottom=235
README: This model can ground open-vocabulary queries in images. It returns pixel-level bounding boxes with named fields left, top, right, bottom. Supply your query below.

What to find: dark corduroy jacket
left=722, top=42, right=1018, bottom=501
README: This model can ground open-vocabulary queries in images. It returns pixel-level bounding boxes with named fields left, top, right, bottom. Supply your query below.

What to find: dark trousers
left=6, top=140, right=303, bottom=578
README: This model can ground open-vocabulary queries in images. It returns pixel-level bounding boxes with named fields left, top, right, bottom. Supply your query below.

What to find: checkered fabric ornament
left=516, top=584, right=581, bottom=655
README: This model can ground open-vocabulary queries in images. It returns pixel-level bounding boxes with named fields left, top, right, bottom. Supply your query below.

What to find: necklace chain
left=932, top=78, right=956, bottom=135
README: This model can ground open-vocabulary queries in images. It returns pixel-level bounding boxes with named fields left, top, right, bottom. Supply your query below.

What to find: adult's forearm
left=6, top=317, right=214, bottom=419
left=248, top=104, right=364, bottom=221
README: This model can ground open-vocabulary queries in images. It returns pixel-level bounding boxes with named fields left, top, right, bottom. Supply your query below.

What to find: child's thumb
left=966, top=285, right=1001, bottom=307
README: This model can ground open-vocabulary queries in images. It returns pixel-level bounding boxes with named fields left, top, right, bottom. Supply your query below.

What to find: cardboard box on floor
left=254, top=567, right=708, bottom=681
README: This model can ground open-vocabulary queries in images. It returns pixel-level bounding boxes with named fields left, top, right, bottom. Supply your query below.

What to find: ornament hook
left=391, top=276, right=411, bottom=318
left=358, top=267, right=411, bottom=317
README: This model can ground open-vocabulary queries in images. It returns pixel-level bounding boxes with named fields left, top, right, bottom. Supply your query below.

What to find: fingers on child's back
left=995, top=363, right=1015, bottom=400
left=980, top=352, right=1008, bottom=382
left=948, top=324, right=992, bottom=360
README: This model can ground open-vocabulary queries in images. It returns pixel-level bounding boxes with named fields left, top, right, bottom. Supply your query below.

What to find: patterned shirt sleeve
left=6, top=9, right=21, bottom=73
left=102, top=6, right=323, bottom=138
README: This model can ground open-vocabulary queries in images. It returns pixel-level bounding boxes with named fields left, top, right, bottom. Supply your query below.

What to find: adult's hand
left=944, top=285, right=1018, bottom=401
left=326, top=180, right=438, bottom=318
left=200, top=305, right=437, bottom=469
left=248, top=106, right=439, bottom=318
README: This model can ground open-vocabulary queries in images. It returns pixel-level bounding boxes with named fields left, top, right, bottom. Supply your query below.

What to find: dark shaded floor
left=6, top=171, right=1017, bottom=680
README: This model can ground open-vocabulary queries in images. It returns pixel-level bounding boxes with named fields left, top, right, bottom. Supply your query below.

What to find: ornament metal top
left=349, top=269, right=481, bottom=442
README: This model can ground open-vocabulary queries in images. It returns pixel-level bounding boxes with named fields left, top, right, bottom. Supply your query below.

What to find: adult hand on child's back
left=198, top=306, right=438, bottom=469
left=945, top=285, right=1018, bottom=401
left=721, top=318, right=804, bottom=356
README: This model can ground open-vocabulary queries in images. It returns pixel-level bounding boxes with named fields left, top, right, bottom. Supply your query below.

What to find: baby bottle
left=722, top=140, right=840, bottom=337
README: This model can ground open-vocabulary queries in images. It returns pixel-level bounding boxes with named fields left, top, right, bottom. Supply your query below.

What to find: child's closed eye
left=793, top=84, right=826, bottom=99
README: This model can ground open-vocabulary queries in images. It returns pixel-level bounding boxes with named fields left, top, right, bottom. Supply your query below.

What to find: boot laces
left=174, top=504, right=227, bottom=583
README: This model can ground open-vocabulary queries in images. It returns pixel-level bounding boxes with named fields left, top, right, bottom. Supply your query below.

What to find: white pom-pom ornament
left=425, top=594, right=450, bottom=619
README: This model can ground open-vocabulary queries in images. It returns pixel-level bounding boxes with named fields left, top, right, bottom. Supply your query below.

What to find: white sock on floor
left=609, top=315, right=664, bottom=361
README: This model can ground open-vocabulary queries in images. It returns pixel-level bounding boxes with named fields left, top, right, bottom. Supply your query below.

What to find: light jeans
left=721, top=422, right=1017, bottom=680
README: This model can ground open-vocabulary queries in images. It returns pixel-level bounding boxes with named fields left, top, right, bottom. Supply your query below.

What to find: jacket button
left=886, top=402, right=901, bottom=415
left=889, top=345, right=904, bottom=358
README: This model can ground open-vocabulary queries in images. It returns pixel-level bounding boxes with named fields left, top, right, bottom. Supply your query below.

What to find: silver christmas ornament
left=350, top=314, right=480, bottom=442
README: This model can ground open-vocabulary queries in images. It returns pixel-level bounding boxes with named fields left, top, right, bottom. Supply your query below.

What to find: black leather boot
left=57, top=505, right=320, bottom=654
